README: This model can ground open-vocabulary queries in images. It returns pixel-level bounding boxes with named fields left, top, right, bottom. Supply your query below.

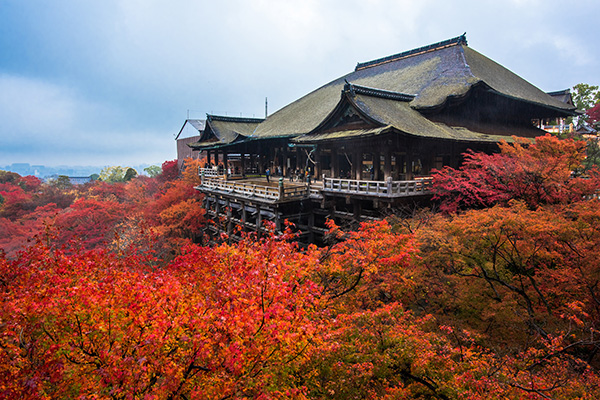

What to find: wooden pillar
left=353, top=150, right=361, bottom=180
left=296, top=147, right=302, bottom=169
left=314, top=147, right=321, bottom=180
left=373, top=151, right=381, bottom=181
left=282, top=146, right=289, bottom=177
left=256, top=205, right=262, bottom=235
left=275, top=212, right=281, bottom=233
left=405, top=140, right=413, bottom=180
left=226, top=199, right=232, bottom=241
left=241, top=201, right=247, bottom=232
left=384, top=148, right=392, bottom=180
left=206, top=150, right=212, bottom=165
left=353, top=199, right=361, bottom=221
left=308, top=203, right=315, bottom=243
left=215, top=197, right=221, bottom=237
left=331, top=147, right=339, bottom=178
left=240, top=152, right=246, bottom=177
left=223, top=150, right=229, bottom=171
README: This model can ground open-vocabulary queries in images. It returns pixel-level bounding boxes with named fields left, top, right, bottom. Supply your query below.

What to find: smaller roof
left=188, top=115, right=264, bottom=150
left=546, top=89, right=574, bottom=107
left=175, top=119, right=205, bottom=140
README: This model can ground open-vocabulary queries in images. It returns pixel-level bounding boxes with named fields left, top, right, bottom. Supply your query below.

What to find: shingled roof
left=252, top=34, right=576, bottom=140
left=293, top=82, right=536, bottom=144
left=188, top=115, right=264, bottom=150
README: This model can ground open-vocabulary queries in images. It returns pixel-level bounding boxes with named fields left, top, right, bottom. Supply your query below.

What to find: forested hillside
left=2, top=136, right=600, bottom=399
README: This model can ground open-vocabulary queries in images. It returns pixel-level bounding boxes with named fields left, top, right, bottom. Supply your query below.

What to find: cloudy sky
left=1, top=0, right=598, bottom=167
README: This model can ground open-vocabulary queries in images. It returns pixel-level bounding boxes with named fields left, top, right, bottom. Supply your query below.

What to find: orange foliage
left=2, top=152, right=600, bottom=398
left=432, top=135, right=600, bottom=212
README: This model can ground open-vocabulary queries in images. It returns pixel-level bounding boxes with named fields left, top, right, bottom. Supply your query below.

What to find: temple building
left=186, top=34, right=577, bottom=243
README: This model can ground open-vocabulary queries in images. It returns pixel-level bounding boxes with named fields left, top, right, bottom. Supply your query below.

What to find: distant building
left=175, top=119, right=206, bottom=169
left=44, top=175, right=94, bottom=185
left=536, top=89, right=576, bottom=134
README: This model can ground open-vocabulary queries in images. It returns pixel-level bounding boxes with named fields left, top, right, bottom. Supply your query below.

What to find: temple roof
left=546, top=89, right=575, bottom=107
left=188, top=115, right=263, bottom=150
left=252, top=34, right=576, bottom=140
left=293, top=83, right=544, bottom=144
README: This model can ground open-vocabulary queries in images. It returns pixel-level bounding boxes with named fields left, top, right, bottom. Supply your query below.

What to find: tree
left=588, top=102, right=600, bottom=127
left=98, top=166, right=127, bottom=182
left=431, top=135, right=600, bottom=212
left=143, top=165, right=161, bottom=177
left=50, top=175, right=73, bottom=191
left=159, top=160, right=179, bottom=182
left=0, top=230, right=325, bottom=398
left=123, top=167, right=138, bottom=181
left=572, top=83, right=600, bottom=128
left=415, top=201, right=600, bottom=364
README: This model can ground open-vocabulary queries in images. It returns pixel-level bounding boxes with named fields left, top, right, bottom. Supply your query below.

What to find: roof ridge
left=207, top=114, right=265, bottom=123
left=546, top=89, right=571, bottom=96
left=344, top=81, right=416, bottom=101
left=355, top=33, right=468, bottom=71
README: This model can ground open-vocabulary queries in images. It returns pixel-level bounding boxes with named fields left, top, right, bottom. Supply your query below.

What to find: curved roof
left=189, top=115, right=263, bottom=150
left=253, top=35, right=575, bottom=139
left=294, top=84, right=538, bottom=144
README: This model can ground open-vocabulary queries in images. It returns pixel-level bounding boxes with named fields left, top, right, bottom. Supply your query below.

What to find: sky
left=1, top=0, right=599, bottom=167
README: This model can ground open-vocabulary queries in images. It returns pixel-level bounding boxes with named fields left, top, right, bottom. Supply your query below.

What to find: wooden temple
left=187, top=34, right=577, bottom=243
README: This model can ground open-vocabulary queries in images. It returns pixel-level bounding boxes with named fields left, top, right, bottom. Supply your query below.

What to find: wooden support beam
left=331, top=147, right=339, bottom=178
left=384, top=148, right=392, bottom=180
left=226, top=199, right=232, bottom=241
left=256, top=205, right=262, bottom=236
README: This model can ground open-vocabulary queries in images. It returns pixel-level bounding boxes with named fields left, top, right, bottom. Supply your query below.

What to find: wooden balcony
left=322, top=176, right=433, bottom=198
left=197, top=168, right=313, bottom=204
left=196, top=168, right=432, bottom=203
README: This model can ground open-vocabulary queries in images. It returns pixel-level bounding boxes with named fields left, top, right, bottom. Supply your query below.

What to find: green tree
left=123, top=167, right=138, bottom=181
left=143, top=165, right=161, bottom=177
left=99, top=166, right=127, bottom=182
left=572, top=83, right=600, bottom=127
left=49, top=175, right=73, bottom=191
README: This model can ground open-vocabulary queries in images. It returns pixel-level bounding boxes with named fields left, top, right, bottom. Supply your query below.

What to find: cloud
left=0, top=73, right=174, bottom=165
left=0, top=74, right=78, bottom=138
left=1, top=0, right=598, bottom=167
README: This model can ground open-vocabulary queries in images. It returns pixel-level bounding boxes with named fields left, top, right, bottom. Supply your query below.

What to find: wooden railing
left=322, top=176, right=433, bottom=197
left=198, top=176, right=309, bottom=202
left=197, top=169, right=432, bottom=201
left=199, top=167, right=219, bottom=177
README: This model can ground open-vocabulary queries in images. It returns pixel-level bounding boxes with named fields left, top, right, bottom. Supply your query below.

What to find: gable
left=318, top=100, right=378, bottom=133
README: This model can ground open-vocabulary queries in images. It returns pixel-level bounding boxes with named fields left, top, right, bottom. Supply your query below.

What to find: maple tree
left=431, top=134, right=600, bottom=212
left=588, top=102, right=600, bottom=125
left=0, top=228, right=326, bottom=398
left=3, top=148, right=600, bottom=398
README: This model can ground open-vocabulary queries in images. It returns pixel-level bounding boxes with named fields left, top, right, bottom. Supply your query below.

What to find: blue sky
left=1, top=0, right=598, bottom=167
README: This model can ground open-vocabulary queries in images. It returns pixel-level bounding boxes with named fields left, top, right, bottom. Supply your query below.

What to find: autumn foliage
left=0, top=159, right=206, bottom=258
left=2, top=137, right=600, bottom=398
left=431, top=134, right=600, bottom=212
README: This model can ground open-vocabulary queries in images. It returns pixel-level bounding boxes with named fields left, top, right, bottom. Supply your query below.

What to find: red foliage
left=3, top=155, right=600, bottom=398
left=53, top=198, right=130, bottom=250
left=0, top=182, right=32, bottom=218
left=432, top=135, right=600, bottom=212
left=159, top=159, right=179, bottom=182
left=587, top=102, right=600, bottom=124
left=0, top=233, right=324, bottom=398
